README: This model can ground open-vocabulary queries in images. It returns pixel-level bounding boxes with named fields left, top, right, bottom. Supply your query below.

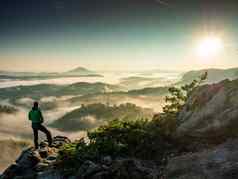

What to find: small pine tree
left=153, top=72, right=208, bottom=136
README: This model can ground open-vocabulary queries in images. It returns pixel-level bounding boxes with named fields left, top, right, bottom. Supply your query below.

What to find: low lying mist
left=0, top=90, right=166, bottom=172
left=0, top=139, right=30, bottom=172
left=0, top=98, right=86, bottom=173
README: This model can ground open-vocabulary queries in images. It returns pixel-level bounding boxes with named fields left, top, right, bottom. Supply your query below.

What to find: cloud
left=16, top=97, right=34, bottom=106
left=0, top=101, right=83, bottom=140
left=0, top=109, right=32, bottom=140
left=0, top=139, right=30, bottom=172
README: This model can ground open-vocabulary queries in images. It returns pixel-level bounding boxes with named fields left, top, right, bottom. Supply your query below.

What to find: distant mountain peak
left=64, top=66, right=99, bottom=76
left=66, top=66, right=92, bottom=73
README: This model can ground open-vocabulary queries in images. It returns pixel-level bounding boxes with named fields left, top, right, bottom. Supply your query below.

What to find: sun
left=196, top=36, right=223, bottom=58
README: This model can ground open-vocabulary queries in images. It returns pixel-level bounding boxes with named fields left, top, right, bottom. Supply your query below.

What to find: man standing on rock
left=28, top=101, right=52, bottom=149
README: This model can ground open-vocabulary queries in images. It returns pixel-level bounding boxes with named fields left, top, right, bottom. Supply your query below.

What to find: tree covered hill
left=0, top=105, right=18, bottom=115
left=119, top=76, right=172, bottom=90
left=127, top=86, right=169, bottom=96
left=0, top=82, right=123, bottom=101
left=0, top=66, right=101, bottom=80
left=69, top=86, right=169, bottom=106
left=50, top=103, right=153, bottom=131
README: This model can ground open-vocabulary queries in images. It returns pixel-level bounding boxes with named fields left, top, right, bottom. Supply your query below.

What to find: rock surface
left=76, top=158, right=160, bottom=179
left=1, top=136, right=70, bottom=179
left=165, top=138, right=238, bottom=179
left=177, top=79, right=238, bottom=141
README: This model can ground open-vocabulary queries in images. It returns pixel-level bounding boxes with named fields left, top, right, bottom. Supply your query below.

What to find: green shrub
left=58, top=118, right=176, bottom=170
left=88, top=119, right=150, bottom=157
left=51, top=103, right=153, bottom=131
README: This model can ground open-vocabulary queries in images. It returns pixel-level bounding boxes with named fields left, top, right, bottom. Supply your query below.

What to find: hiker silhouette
left=28, top=102, right=52, bottom=149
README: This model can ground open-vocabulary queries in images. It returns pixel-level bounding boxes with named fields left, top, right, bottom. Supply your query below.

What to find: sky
left=0, top=0, right=238, bottom=72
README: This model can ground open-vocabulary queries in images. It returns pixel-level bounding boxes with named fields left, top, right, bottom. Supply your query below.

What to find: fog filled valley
left=0, top=67, right=238, bottom=173
left=1, top=66, right=238, bottom=178
left=0, top=68, right=180, bottom=171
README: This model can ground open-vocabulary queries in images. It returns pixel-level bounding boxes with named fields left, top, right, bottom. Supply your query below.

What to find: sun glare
left=196, top=36, right=223, bottom=58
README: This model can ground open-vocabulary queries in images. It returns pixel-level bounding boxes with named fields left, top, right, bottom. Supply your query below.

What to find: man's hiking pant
left=32, top=123, right=52, bottom=149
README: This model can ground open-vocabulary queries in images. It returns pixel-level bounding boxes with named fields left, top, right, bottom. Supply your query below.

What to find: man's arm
left=28, top=111, right=32, bottom=121
left=39, top=110, right=44, bottom=123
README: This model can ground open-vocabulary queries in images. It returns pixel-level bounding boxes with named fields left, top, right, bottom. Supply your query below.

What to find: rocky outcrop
left=165, top=138, right=238, bottom=179
left=177, top=79, right=238, bottom=141
left=9, top=134, right=238, bottom=179
left=1, top=136, right=70, bottom=179
left=76, top=158, right=160, bottom=179
left=164, top=79, right=238, bottom=178
left=1, top=136, right=161, bottom=179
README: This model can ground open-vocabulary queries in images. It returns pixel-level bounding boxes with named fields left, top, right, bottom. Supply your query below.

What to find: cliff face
left=1, top=136, right=71, bottom=179
left=165, top=138, right=238, bottom=179
left=177, top=79, right=238, bottom=140
left=164, top=79, right=238, bottom=178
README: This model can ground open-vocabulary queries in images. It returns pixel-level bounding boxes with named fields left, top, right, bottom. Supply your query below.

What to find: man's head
left=33, top=101, right=39, bottom=109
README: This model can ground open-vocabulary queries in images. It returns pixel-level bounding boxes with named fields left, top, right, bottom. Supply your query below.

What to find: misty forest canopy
left=0, top=105, right=18, bottom=115
left=50, top=103, right=153, bottom=131
left=0, top=82, right=122, bottom=101
left=1, top=67, right=238, bottom=108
